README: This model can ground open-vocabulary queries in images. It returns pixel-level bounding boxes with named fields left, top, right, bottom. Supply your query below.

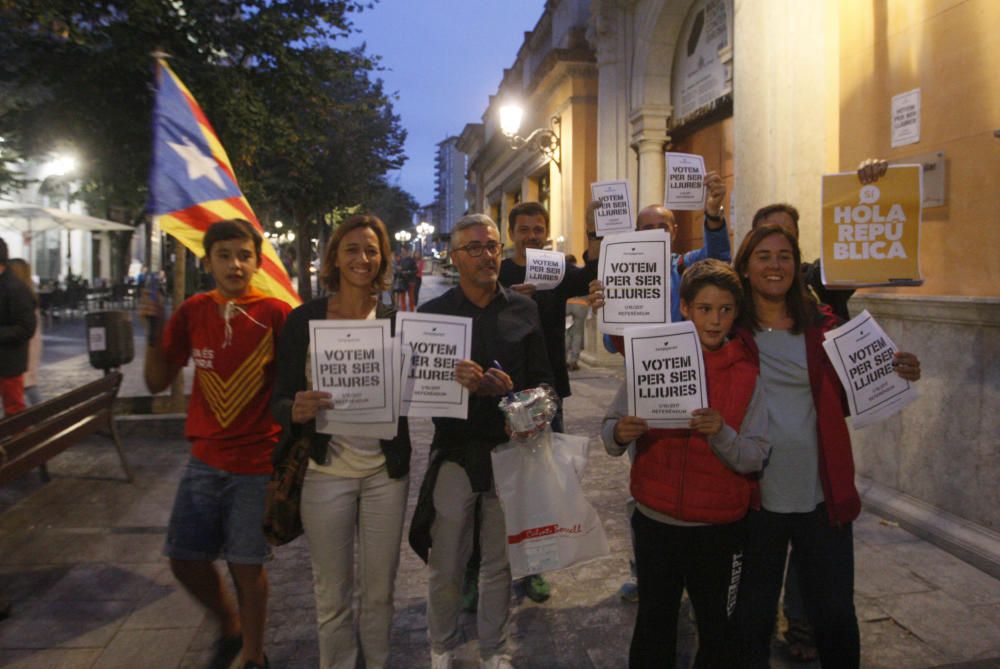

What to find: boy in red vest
left=143, top=219, right=291, bottom=669
left=602, top=258, right=770, bottom=669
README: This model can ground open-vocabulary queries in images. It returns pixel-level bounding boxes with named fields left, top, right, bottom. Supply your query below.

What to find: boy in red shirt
left=143, top=219, right=290, bottom=669
left=602, top=259, right=770, bottom=668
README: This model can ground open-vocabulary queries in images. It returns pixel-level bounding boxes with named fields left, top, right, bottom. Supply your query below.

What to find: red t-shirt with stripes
left=161, top=290, right=291, bottom=474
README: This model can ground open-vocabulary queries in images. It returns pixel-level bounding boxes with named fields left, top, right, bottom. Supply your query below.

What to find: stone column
left=588, top=0, right=630, bottom=181
left=630, top=105, right=671, bottom=209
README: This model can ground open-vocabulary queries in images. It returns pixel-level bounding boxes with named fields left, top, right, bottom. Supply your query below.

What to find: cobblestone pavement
left=3, top=274, right=1000, bottom=668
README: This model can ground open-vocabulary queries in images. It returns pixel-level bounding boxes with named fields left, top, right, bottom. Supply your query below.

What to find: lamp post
left=499, top=103, right=561, bottom=171
left=415, top=221, right=434, bottom=257
left=40, top=152, right=80, bottom=279
left=394, top=230, right=412, bottom=251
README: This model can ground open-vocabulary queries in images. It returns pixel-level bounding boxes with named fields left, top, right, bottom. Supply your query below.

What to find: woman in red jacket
left=731, top=224, right=921, bottom=669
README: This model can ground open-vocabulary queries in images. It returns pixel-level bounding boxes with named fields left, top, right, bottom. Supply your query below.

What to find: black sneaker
left=207, top=635, right=242, bottom=669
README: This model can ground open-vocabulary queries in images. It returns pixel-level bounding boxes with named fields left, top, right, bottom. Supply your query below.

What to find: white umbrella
left=0, top=201, right=133, bottom=233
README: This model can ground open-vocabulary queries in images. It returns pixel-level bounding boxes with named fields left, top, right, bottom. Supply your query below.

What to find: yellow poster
left=820, top=165, right=923, bottom=287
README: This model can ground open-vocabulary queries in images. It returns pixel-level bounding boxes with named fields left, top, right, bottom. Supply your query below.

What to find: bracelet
left=704, top=210, right=724, bottom=222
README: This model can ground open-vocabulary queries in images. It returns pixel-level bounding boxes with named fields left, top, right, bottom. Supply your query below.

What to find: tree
left=0, top=1, right=407, bottom=288
left=365, top=179, right=420, bottom=233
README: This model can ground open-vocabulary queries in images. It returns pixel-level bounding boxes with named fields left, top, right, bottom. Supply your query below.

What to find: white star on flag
left=167, top=136, right=226, bottom=190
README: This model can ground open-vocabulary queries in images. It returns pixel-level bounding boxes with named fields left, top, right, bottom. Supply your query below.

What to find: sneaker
left=524, top=574, right=551, bottom=603
left=208, top=635, right=243, bottom=669
left=481, top=654, right=515, bottom=669
left=431, top=649, right=454, bottom=669
left=618, top=577, right=639, bottom=603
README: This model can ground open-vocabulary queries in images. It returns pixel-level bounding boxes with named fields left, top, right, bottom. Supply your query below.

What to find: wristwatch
left=704, top=209, right=724, bottom=222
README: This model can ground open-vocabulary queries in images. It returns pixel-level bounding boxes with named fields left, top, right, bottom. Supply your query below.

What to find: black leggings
left=630, top=509, right=744, bottom=669
left=734, top=504, right=859, bottom=669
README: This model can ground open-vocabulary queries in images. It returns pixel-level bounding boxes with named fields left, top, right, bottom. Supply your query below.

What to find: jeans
left=300, top=467, right=409, bottom=669
left=565, top=301, right=589, bottom=365
left=428, top=462, right=511, bottom=660
left=163, top=457, right=271, bottom=564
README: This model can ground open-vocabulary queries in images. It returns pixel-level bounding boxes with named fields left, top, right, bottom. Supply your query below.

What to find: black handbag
left=262, top=434, right=311, bottom=546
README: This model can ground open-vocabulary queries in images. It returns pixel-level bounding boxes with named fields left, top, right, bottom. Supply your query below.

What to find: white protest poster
left=310, top=319, right=397, bottom=438
left=397, top=312, right=472, bottom=419
left=590, top=180, right=634, bottom=237
left=624, top=321, right=707, bottom=429
left=597, top=229, right=670, bottom=335
left=821, top=310, right=918, bottom=429
left=891, top=88, right=920, bottom=148
left=525, top=249, right=566, bottom=291
left=664, top=153, right=706, bottom=211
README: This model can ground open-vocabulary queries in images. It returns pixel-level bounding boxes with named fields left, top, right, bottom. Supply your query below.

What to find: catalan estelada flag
left=148, top=58, right=301, bottom=307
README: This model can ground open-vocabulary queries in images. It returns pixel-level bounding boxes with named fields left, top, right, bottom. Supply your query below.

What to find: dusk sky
left=345, top=0, right=547, bottom=207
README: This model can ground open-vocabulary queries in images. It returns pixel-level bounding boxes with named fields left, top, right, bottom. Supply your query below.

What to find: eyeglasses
left=454, top=241, right=502, bottom=257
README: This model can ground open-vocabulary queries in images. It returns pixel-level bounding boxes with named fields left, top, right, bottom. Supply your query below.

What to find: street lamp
left=415, top=221, right=434, bottom=257
left=394, top=230, right=412, bottom=250
left=498, top=103, right=561, bottom=171
left=39, top=151, right=80, bottom=279
left=42, top=153, right=78, bottom=180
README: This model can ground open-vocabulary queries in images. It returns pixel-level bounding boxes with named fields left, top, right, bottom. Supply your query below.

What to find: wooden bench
left=0, top=372, right=133, bottom=485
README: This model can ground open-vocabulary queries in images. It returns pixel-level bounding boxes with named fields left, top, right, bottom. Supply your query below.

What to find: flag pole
left=150, top=51, right=187, bottom=414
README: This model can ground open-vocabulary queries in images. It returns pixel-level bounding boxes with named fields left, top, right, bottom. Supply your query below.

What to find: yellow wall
left=839, top=0, right=1000, bottom=296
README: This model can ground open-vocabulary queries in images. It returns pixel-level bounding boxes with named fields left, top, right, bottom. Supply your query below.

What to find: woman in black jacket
left=272, top=215, right=410, bottom=669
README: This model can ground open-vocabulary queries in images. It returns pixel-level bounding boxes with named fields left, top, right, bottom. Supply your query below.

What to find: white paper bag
left=491, top=432, right=610, bottom=579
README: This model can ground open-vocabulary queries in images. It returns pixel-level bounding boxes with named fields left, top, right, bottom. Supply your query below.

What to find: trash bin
left=86, top=310, right=135, bottom=371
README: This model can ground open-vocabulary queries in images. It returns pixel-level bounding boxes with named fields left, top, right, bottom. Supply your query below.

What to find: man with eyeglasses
left=409, top=214, right=552, bottom=669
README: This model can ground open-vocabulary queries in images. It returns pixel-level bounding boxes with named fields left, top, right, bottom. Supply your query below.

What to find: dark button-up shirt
left=498, top=257, right=595, bottom=398
left=419, top=284, right=553, bottom=491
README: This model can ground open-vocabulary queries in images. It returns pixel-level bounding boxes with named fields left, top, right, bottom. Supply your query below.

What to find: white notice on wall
left=310, top=319, right=397, bottom=438
left=625, top=321, right=707, bottom=429
left=597, top=229, right=671, bottom=335
left=397, top=311, right=472, bottom=419
left=590, top=180, right=634, bottom=237
left=88, top=327, right=107, bottom=352
left=821, top=310, right=918, bottom=429
left=664, top=153, right=706, bottom=211
left=891, top=88, right=921, bottom=148
left=525, top=248, right=566, bottom=291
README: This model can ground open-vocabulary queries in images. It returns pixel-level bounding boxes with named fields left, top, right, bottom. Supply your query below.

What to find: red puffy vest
left=631, top=338, right=758, bottom=524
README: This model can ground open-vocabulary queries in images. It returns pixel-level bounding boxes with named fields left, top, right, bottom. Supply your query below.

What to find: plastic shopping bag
left=491, top=430, right=610, bottom=579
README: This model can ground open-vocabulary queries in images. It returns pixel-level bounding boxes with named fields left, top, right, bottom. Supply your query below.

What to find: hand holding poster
left=309, top=319, right=397, bottom=438
left=664, top=153, right=706, bottom=211
left=597, top=229, right=670, bottom=335
left=590, top=180, right=634, bottom=237
left=525, top=249, right=566, bottom=291
left=397, top=312, right=472, bottom=419
left=624, top=321, right=707, bottom=429
left=821, top=310, right=918, bottom=429
left=820, top=165, right=923, bottom=287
